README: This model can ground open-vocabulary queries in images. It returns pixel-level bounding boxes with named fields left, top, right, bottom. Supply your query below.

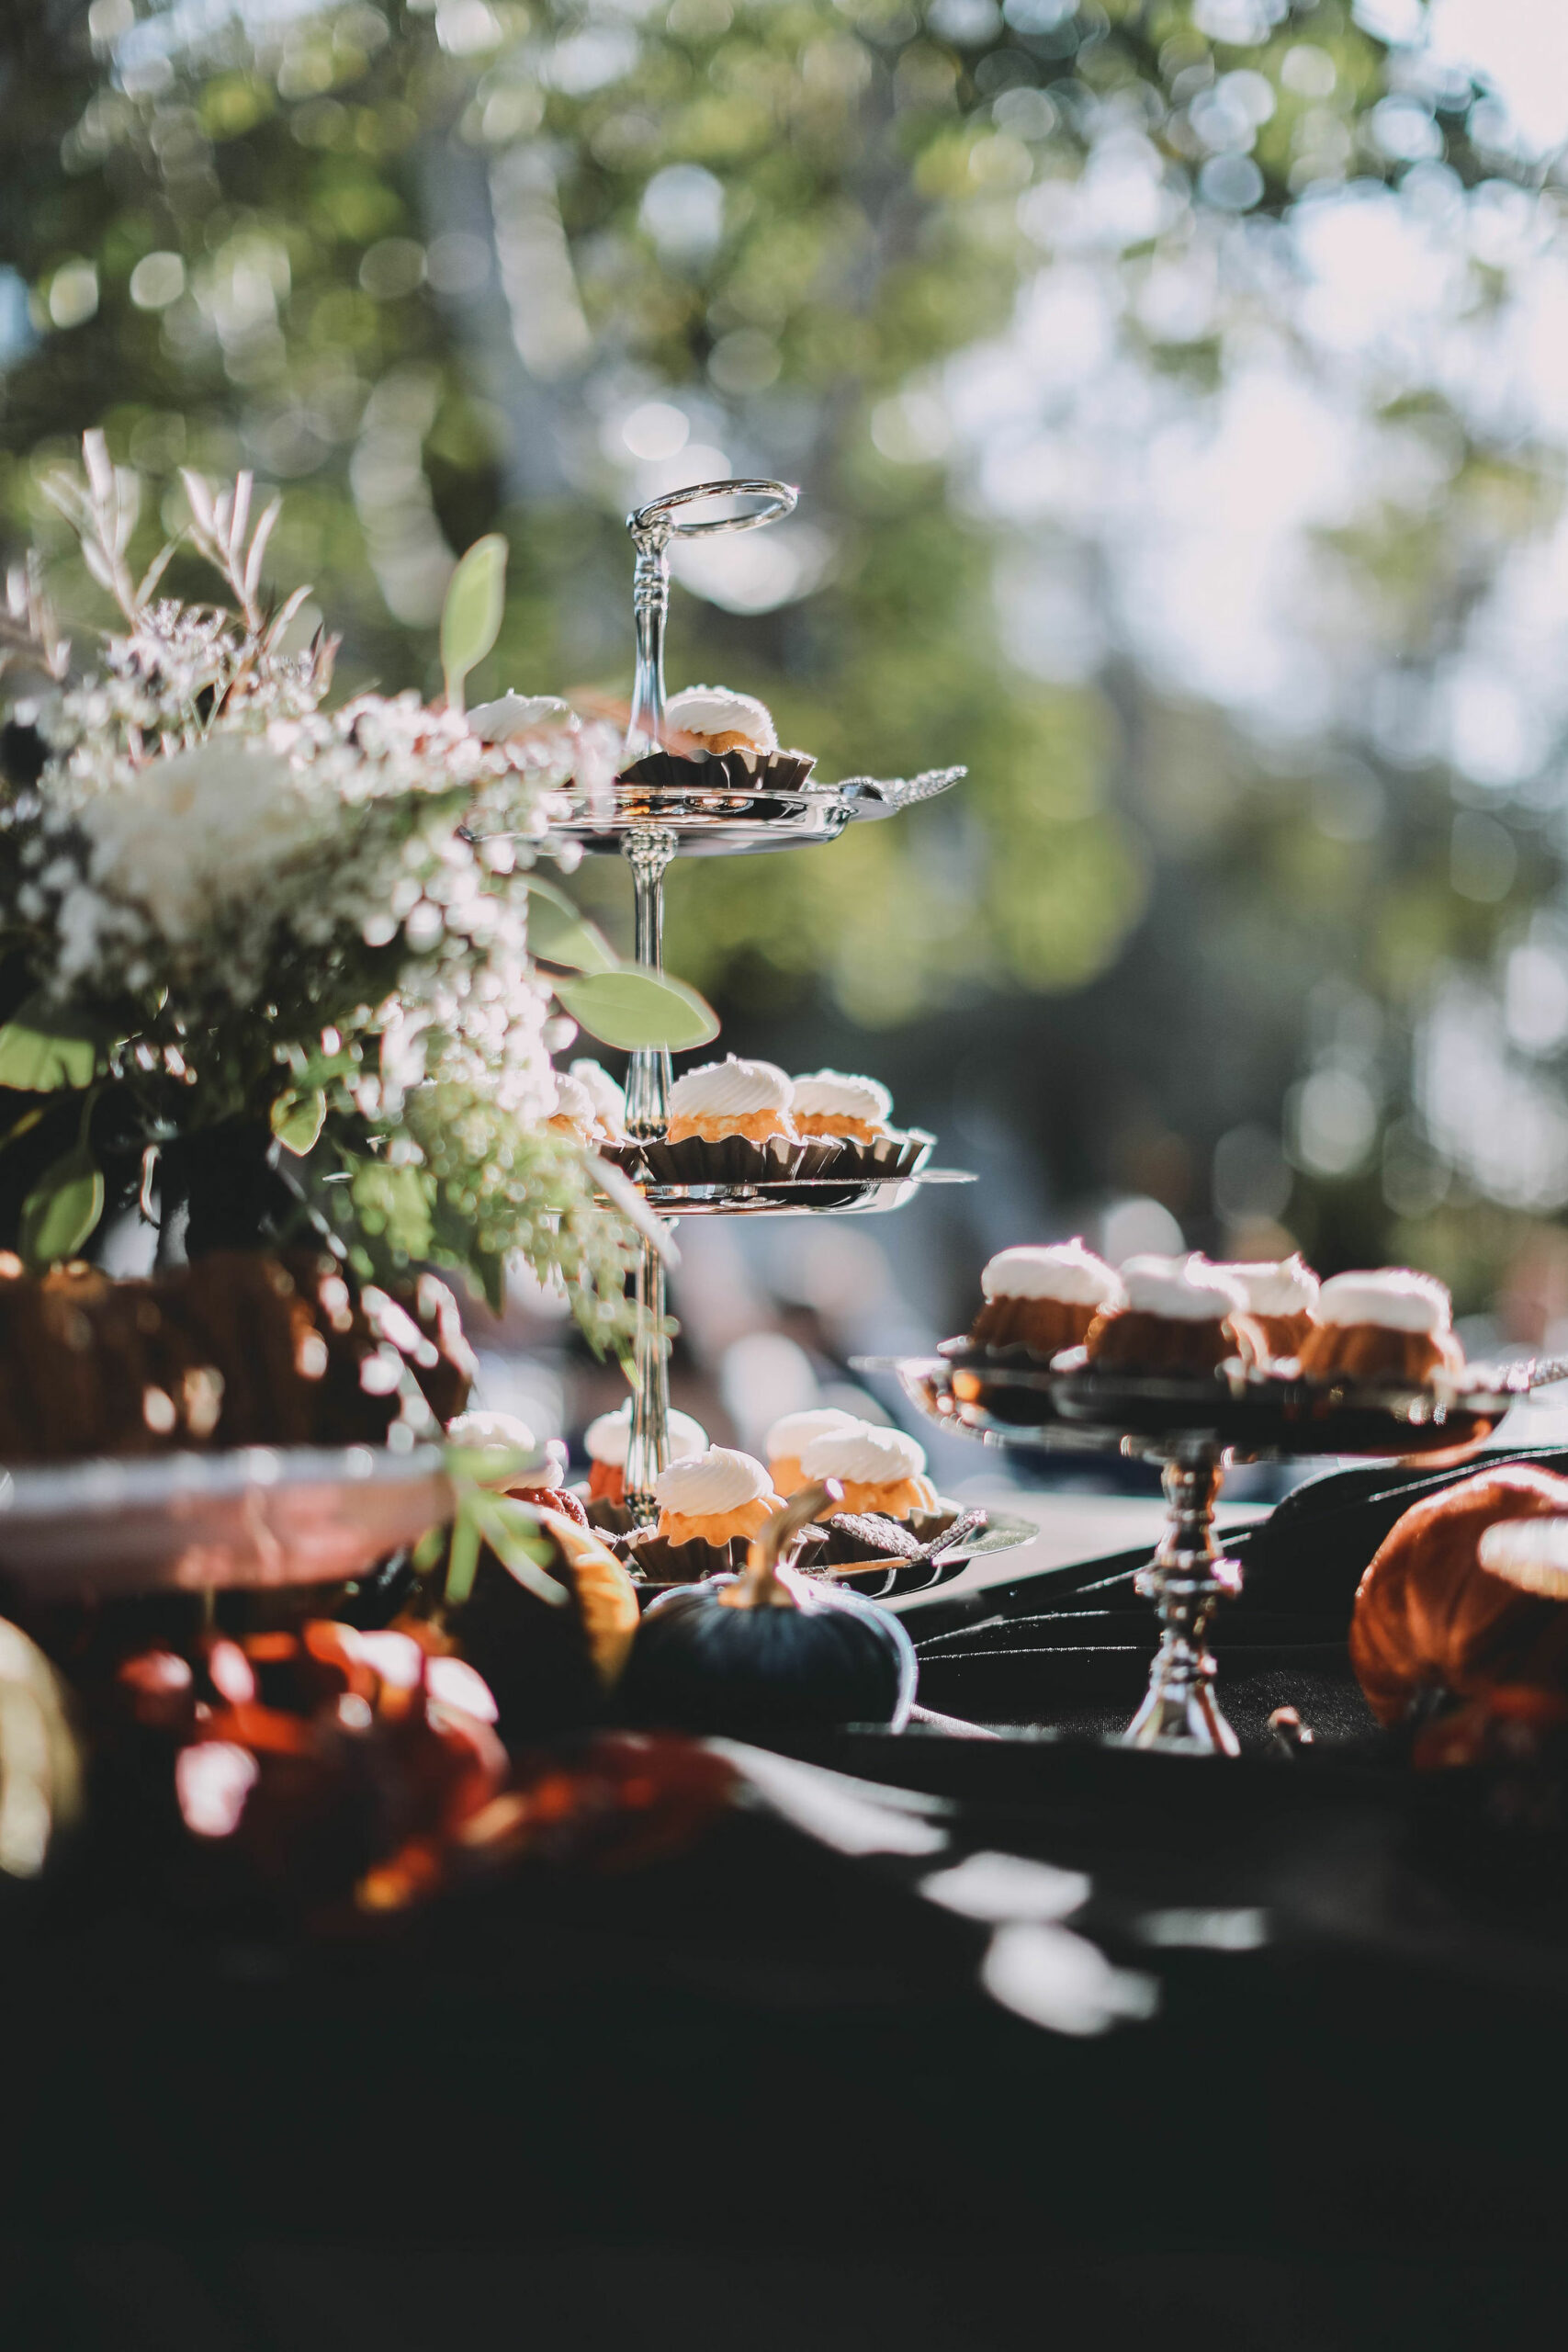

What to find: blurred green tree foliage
left=3, top=0, right=1561, bottom=1294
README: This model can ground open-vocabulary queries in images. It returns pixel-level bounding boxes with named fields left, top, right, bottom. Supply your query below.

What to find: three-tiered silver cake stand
left=559, top=480, right=973, bottom=1522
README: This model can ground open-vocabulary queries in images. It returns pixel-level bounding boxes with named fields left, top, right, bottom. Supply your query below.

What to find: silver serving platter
left=547, top=768, right=967, bottom=856
left=817, top=1505, right=1038, bottom=1599
left=623, top=1502, right=1038, bottom=1604
left=859, top=1349, right=1521, bottom=1462
left=630, top=1168, right=976, bottom=1218
left=0, top=1444, right=453, bottom=1600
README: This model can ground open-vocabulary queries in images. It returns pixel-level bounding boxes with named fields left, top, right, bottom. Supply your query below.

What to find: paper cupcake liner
left=583, top=1496, right=637, bottom=1538
left=607, top=1131, right=832, bottom=1187
left=617, top=746, right=817, bottom=797
left=803, top=1127, right=934, bottom=1182
left=794, top=1518, right=918, bottom=1570
left=617, top=1530, right=751, bottom=1583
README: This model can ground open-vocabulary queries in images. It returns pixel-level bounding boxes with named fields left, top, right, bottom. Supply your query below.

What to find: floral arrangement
left=0, top=434, right=713, bottom=1344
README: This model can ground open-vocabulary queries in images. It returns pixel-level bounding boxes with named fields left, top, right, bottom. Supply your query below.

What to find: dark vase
left=152, top=1121, right=317, bottom=1267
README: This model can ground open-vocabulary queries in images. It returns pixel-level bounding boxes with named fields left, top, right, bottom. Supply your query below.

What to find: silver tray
left=626, top=1503, right=1038, bottom=1603
left=547, top=769, right=967, bottom=857
left=818, top=1505, right=1038, bottom=1599
left=0, top=1444, right=454, bottom=1600
left=628, top=1168, right=976, bottom=1219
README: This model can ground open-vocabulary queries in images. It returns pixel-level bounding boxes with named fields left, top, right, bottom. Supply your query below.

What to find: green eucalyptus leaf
left=445, top=1506, right=482, bottom=1609
left=554, top=967, right=719, bottom=1053
left=440, top=533, right=508, bottom=715
left=270, top=1087, right=326, bottom=1157
left=469, top=1491, right=569, bottom=1605
left=0, top=1000, right=103, bottom=1093
left=521, top=874, right=617, bottom=974
left=19, top=1142, right=105, bottom=1269
left=412, top=1523, right=448, bottom=1576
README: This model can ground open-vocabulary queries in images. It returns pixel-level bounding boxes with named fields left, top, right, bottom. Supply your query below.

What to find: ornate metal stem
left=626, top=513, right=673, bottom=752
left=1125, top=1453, right=1243, bottom=1757
left=617, top=479, right=796, bottom=1524
left=622, top=826, right=677, bottom=1139
left=624, top=1230, right=671, bottom=1526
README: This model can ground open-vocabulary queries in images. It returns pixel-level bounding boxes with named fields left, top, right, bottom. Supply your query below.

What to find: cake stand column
left=624, top=1227, right=672, bottom=1526
left=620, top=826, right=678, bottom=1525
left=623, top=827, right=678, bottom=1139
left=1125, top=1449, right=1243, bottom=1757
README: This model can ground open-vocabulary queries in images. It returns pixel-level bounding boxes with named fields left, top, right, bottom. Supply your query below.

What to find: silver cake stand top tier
left=581, top=480, right=970, bottom=1523
left=549, top=764, right=966, bottom=856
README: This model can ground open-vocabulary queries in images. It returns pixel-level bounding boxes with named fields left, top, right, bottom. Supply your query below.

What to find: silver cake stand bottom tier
left=854, top=1349, right=1532, bottom=1758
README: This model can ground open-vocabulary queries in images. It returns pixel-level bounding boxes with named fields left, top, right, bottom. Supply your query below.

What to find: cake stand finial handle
left=627, top=507, right=674, bottom=752
left=625, top=478, right=797, bottom=754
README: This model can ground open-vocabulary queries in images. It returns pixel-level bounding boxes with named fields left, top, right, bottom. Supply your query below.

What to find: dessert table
left=5, top=1443, right=1568, bottom=2352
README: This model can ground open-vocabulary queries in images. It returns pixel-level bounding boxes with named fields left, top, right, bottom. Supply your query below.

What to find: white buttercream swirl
left=584, top=1401, right=708, bottom=1468
left=1119, top=1254, right=1248, bottom=1322
left=468, top=694, right=577, bottom=741
left=982, top=1240, right=1123, bottom=1309
left=569, top=1057, right=626, bottom=1135
left=1312, top=1269, right=1451, bottom=1335
left=446, top=1411, right=568, bottom=1489
left=800, top=1422, right=927, bottom=1486
left=765, top=1407, right=863, bottom=1461
left=1213, top=1255, right=1319, bottom=1318
left=668, top=1055, right=794, bottom=1120
left=665, top=685, right=777, bottom=752
left=654, top=1444, right=773, bottom=1514
left=548, top=1071, right=599, bottom=1130
left=791, top=1070, right=893, bottom=1124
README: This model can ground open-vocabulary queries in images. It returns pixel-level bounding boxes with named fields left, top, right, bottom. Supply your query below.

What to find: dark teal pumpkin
left=623, top=1484, right=917, bottom=1736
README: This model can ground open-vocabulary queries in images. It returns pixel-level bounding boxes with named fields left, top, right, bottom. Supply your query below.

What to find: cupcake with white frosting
left=969, top=1240, right=1124, bottom=1360
left=569, top=1059, right=626, bottom=1143
left=792, top=1071, right=893, bottom=1146
left=547, top=1070, right=615, bottom=1147
left=622, top=682, right=814, bottom=791
left=765, top=1406, right=863, bottom=1498
left=668, top=1055, right=795, bottom=1148
left=631, top=1054, right=817, bottom=1183
left=664, top=685, right=778, bottom=759
left=653, top=1446, right=784, bottom=1549
left=797, top=1421, right=937, bottom=1521
left=791, top=1070, right=932, bottom=1178
left=583, top=1399, right=708, bottom=1507
left=1212, top=1254, right=1319, bottom=1364
left=446, top=1411, right=587, bottom=1525
left=1295, top=1269, right=1463, bottom=1389
left=1082, top=1254, right=1263, bottom=1376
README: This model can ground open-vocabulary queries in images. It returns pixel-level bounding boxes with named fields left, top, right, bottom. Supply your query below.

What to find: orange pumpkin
left=1349, top=1464, right=1568, bottom=1726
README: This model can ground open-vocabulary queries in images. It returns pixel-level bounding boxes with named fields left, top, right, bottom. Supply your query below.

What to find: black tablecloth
left=7, top=1447, right=1568, bottom=2347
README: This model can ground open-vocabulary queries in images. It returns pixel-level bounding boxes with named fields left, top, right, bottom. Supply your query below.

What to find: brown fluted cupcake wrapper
left=584, top=1497, right=637, bottom=1538
left=616, top=746, right=817, bottom=797
left=606, top=1132, right=834, bottom=1187
left=801, top=1128, right=934, bottom=1182
left=617, top=1530, right=750, bottom=1583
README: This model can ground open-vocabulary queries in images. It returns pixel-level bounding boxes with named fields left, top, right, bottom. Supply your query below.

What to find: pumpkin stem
left=728, top=1481, right=843, bottom=1611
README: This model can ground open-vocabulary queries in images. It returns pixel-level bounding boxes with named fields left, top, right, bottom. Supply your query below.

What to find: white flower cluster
left=5, top=611, right=622, bottom=1126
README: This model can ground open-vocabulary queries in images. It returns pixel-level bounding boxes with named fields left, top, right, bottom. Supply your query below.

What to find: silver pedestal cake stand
left=560, top=479, right=971, bottom=1524
left=856, top=1344, right=1542, bottom=1755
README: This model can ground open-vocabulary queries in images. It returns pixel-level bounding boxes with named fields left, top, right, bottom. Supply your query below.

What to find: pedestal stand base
left=1122, top=1456, right=1242, bottom=1758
